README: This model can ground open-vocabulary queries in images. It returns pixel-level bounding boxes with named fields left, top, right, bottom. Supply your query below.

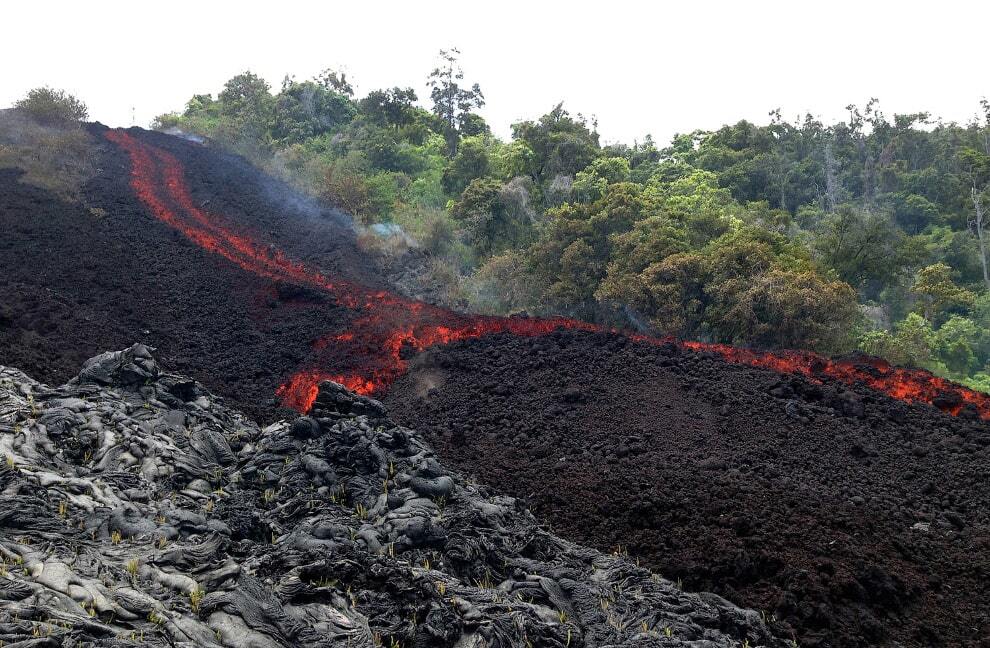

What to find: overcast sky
left=4, top=0, right=989, bottom=145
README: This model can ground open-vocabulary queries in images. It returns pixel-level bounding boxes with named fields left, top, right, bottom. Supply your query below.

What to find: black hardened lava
left=0, top=125, right=378, bottom=422
left=384, top=332, right=990, bottom=648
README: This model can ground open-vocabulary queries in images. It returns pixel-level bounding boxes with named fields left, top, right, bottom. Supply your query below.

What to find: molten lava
left=107, top=128, right=990, bottom=420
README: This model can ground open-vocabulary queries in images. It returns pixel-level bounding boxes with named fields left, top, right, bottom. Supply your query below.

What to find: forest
left=153, top=52, right=990, bottom=393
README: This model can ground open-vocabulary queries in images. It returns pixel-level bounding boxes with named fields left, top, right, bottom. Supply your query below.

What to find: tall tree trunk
left=973, top=186, right=990, bottom=291
left=824, top=138, right=839, bottom=213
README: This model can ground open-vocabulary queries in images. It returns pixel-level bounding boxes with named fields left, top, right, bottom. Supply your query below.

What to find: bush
left=322, top=165, right=372, bottom=223
left=392, top=205, right=456, bottom=256
left=468, top=250, right=546, bottom=315
left=15, top=87, right=88, bottom=124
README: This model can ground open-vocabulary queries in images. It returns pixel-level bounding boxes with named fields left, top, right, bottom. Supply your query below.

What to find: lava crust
left=384, top=332, right=990, bottom=648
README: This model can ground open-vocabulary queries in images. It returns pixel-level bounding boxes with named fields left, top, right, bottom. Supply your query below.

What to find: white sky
left=4, top=0, right=989, bottom=145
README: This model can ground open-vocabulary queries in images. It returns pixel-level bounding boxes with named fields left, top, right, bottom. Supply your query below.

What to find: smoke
left=161, top=127, right=206, bottom=144
left=621, top=305, right=654, bottom=334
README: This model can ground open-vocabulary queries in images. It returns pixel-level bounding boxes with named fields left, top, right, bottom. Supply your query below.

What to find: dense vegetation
left=151, top=59, right=990, bottom=391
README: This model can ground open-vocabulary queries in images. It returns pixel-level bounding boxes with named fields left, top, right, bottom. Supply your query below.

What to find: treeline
left=153, top=54, right=990, bottom=392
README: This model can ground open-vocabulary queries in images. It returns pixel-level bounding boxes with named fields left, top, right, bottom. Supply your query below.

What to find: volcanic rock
left=385, top=331, right=990, bottom=647
left=0, top=346, right=783, bottom=647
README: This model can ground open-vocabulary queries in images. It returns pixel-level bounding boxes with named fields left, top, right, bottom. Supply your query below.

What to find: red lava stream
left=106, top=129, right=990, bottom=419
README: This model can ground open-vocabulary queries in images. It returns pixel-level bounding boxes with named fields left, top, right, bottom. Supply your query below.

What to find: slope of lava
left=383, top=330, right=990, bottom=647
left=103, top=128, right=990, bottom=420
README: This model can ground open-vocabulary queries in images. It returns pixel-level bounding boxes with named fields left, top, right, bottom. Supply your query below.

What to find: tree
left=712, top=267, right=860, bottom=352
left=322, top=165, right=372, bottom=223
left=935, top=315, right=982, bottom=374
left=811, top=204, right=904, bottom=295
left=458, top=112, right=490, bottom=137
left=217, top=72, right=275, bottom=141
left=597, top=252, right=709, bottom=336
left=958, top=147, right=990, bottom=290
left=441, top=136, right=491, bottom=195
left=572, top=157, right=630, bottom=202
left=511, top=104, right=600, bottom=187
left=359, top=87, right=418, bottom=130
left=451, top=178, right=512, bottom=255
left=547, top=239, right=602, bottom=310
left=316, top=67, right=354, bottom=97
left=15, top=87, right=88, bottom=124
left=427, top=48, right=484, bottom=156
left=859, top=313, right=936, bottom=367
left=272, top=79, right=356, bottom=144
left=890, top=192, right=940, bottom=233
left=184, top=94, right=216, bottom=117
left=911, top=262, right=976, bottom=323
left=646, top=170, right=736, bottom=247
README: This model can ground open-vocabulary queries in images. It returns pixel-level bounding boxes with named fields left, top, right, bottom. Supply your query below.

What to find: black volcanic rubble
left=385, top=332, right=990, bottom=647
left=0, top=345, right=783, bottom=647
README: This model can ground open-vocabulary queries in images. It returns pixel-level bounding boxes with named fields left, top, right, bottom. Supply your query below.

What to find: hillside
left=156, top=71, right=990, bottom=395
left=1, top=122, right=989, bottom=646
left=1, top=123, right=379, bottom=423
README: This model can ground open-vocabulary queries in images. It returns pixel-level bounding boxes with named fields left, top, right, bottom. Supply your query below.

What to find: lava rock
left=0, top=348, right=785, bottom=647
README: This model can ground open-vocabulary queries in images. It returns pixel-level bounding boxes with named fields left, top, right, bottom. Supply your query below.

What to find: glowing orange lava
left=107, top=128, right=990, bottom=420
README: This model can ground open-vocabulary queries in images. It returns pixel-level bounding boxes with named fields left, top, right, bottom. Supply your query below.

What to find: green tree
left=597, top=252, right=709, bottom=336
left=958, top=147, right=990, bottom=290
left=572, top=157, right=630, bottom=202
left=511, top=104, right=600, bottom=188
left=272, top=79, right=356, bottom=144
left=217, top=72, right=275, bottom=142
left=15, top=87, right=88, bottom=124
left=713, top=267, right=860, bottom=351
left=458, top=112, right=490, bottom=137
left=859, top=313, right=936, bottom=368
left=427, top=48, right=484, bottom=156
left=441, top=136, right=491, bottom=195
left=546, top=239, right=602, bottom=310
left=359, top=87, right=419, bottom=130
left=935, top=315, right=982, bottom=374
left=646, top=170, right=737, bottom=246
left=316, top=67, right=354, bottom=97
left=451, top=178, right=527, bottom=255
left=811, top=205, right=904, bottom=295
left=889, top=192, right=941, bottom=233
left=911, top=262, right=976, bottom=323
left=321, top=164, right=372, bottom=223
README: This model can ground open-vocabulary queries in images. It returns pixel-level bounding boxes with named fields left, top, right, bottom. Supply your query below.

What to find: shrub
left=322, top=165, right=372, bottom=223
left=392, top=205, right=456, bottom=256
left=468, top=250, right=546, bottom=315
left=15, top=87, right=88, bottom=124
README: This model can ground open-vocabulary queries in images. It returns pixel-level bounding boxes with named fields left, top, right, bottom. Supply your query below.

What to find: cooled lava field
left=2, top=126, right=989, bottom=646
left=384, top=334, right=990, bottom=647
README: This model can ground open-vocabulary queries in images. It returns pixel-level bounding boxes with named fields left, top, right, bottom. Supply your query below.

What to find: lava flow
left=107, top=129, right=990, bottom=419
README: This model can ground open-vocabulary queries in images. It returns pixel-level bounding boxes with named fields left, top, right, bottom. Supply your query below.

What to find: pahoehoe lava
left=2, top=126, right=990, bottom=646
